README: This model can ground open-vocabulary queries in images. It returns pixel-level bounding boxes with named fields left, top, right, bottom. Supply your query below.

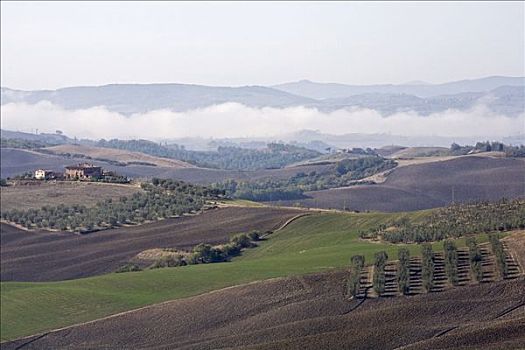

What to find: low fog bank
left=1, top=101, right=523, bottom=147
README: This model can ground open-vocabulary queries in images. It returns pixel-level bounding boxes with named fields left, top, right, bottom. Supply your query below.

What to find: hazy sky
left=1, top=1, right=524, bottom=90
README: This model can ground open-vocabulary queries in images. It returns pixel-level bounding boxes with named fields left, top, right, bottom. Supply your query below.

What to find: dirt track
left=3, top=272, right=523, bottom=350
left=0, top=207, right=303, bottom=282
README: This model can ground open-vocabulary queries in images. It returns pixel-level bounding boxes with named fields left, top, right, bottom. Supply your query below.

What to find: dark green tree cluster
left=421, top=244, right=434, bottom=292
left=1, top=180, right=217, bottom=232
left=443, top=240, right=459, bottom=286
left=0, top=178, right=7, bottom=187
left=96, top=139, right=321, bottom=170
left=466, top=237, right=483, bottom=282
left=335, top=156, right=396, bottom=178
left=488, top=234, right=508, bottom=278
left=373, top=251, right=388, bottom=295
left=0, top=138, right=49, bottom=149
left=213, top=157, right=396, bottom=202
left=346, top=255, right=365, bottom=298
left=397, top=248, right=410, bottom=295
left=365, top=199, right=525, bottom=243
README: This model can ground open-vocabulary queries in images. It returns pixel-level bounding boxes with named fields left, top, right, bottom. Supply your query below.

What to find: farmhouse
left=34, top=169, right=55, bottom=180
left=65, top=163, right=102, bottom=180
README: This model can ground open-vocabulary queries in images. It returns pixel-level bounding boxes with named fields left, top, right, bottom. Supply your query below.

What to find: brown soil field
left=0, top=181, right=143, bottom=211
left=0, top=207, right=303, bottom=282
left=44, top=144, right=195, bottom=168
left=270, top=156, right=525, bottom=212
left=3, top=272, right=523, bottom=350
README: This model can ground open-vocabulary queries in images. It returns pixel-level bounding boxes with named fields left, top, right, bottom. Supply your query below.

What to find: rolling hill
left=0, top=207, right=303, bottom=282
left=2, top=76, right=524, bottom=116
left=1, top=84, right=315, bottom=114
left=273, top=76, right=525, bottom=99
left=0, top=147, right=333, bottom=183
left=0, top=208, right=522, bottom=344
left=269, top=156, right=525, bottom=212
left=43, top=144, right=195, bottom=168
left=3, top=273, right=522, bottom=350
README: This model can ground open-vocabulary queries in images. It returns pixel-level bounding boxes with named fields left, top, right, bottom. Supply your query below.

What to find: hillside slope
left=0, top=147, right=332, bottom=182
left=3, top=273, right=523, bottom=350
left=44, top=144, right=195, bottom=168
left=0, top=207, right=302, bottom=282
left=1, top=84, right=315, bottom=114
left=273, top=76, right=525, bottom=99
left=270, top=156, right=525, bottom=211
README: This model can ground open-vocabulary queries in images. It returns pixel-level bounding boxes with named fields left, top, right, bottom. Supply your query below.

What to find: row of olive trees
left=346, top=255, right=365, bottom=298
left=138, top=231, right=263, bottom=271
left=444, top=240, right=459, bottom=286
left=489, top=234, right=508, bottom=278
left=373, top=251, right=388, bottom=295
left=363, top=199, right=525, bottom=243
left=421, top=244, right=434, bottom=292
left=466, top=237, right=483, bottom=282
left=397, top=248, right=410, bottom=295
left=1, top=180, right=216, bottom=232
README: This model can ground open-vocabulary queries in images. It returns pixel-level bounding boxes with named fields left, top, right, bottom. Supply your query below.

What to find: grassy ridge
left=0, top=210, right=493, bottom=341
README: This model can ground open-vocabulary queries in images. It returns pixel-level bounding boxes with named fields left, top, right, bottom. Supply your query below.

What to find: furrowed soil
left=0, top=207, right=303, bottom=282
left=3, top=272, right=523, bottom=350
left=269, top=156, right=525, bottom=212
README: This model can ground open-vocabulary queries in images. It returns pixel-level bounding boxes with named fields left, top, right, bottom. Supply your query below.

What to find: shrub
left=191, top=243, right=227, bottom=264
left=115, top=263, right=142, bottom=273
left=152, top=254, right=187, bottom=268
left=231, top=233, right=255, bottom=249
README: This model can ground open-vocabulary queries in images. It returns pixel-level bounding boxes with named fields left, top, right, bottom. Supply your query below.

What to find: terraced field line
left=274, top=213, right=311, bottom=231
left=501, top=235, right=524, bottom=274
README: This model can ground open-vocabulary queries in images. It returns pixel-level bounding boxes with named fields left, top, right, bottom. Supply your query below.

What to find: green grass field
left=0, top=210, right=496, bottom=341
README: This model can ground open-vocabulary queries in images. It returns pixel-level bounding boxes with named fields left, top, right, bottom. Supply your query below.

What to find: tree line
left=213, top=156, right=396, bottom=202
left=96, top=139, right=321, bottom=170
left=1, top=179, right=219, bottom=232
left=120, top=231, right=265, bottom=272
left=346, top=255, right=365, bottom=298
left=373, top=251, right=388, bottom=296
left=489, top=234, right=508, bottom=278
left=361, top=199, right=525, bottom=243
left=467, top=237, right=483, bottom=282
left=421, top=244, right=434, bottom=292
left=397, top=248, right=410, bottom=295
left=443, top=240, right=459, bottom=286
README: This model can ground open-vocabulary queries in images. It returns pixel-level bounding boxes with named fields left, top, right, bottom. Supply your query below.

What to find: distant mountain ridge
left=0, top=84, right=315, bottom=115
left=1, top=76, right=523, bottom=116
left=273, top=76, right=525, bottom=99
